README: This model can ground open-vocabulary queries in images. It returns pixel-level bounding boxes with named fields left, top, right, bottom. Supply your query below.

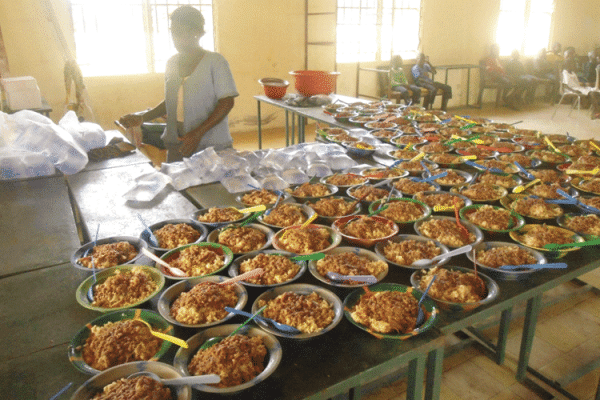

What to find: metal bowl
left=173, top=325, right=282, bottom=394
left=414, top=216, right=484, bottom=249
left=421, top=169, right=473, bottom=188
left=332, top=215, right=400, bottom=248
left=410, top=266, right=499, bottom=312
left=156, top=275, right=248, bottom=328
left=258, top=203, right=316, bottom=230
left=68, top=309, right=174, bottom=375
left=286, top=183, right=339, bottom=202
left=141, top=219, right=208, bottom=253
left=228, top=249, right=307, bottom=288
left=71, top=236, right=148, bottom=272
left=159, top=243, right=234, bottom=280
left=71, top=361, right=191, bottom=400
left=206, top=223, right=274, bottom=256
left=509, top=224, right=585, bottom=260
left=251, top=283, right=343, bottom=339
left=308, top=246, right=389, bottom=288
left=466, top=241, right=548, bottom=280
left=272, top=224, right=342, bottom=255
left=235, top=189, right=292, bottom=207
left=304, top=195, right=362, bottom=225
left=412, top=190, right=473, bottom=213
left=374, top=234, right=450, bottom=269
left=192, top=207, right=251, bottom=229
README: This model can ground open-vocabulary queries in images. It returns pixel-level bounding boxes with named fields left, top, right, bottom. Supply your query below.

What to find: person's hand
left=119, top=113, right=144, bottom=129
left=178, top=131, right=202, bottom=158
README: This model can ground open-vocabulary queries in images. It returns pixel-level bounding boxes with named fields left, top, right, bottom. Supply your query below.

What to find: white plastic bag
left=0, top=147, right=55, bottom=180
left=59, top=111, right=106, bottom=151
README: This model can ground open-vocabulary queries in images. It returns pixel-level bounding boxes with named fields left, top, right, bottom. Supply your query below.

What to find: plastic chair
left=551, top=81, right=584, bottom=118
left=476, top=60, right=503, bottom=108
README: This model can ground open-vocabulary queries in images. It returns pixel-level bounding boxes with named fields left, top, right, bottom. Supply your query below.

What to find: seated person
left=562, top=63, right=600, bottom=119
left=533, top=47, right=560, bottom=101
left=482, top=44, right=520, bottom=109
left=389, top=55, right=421, bottom=106
left=583, top=50, right=599, bottom=86
left=411, top=53, right=452, bottom=111
left=505, top=50, right=543, bottom=104
left=563, top=47, right=588, bottom=84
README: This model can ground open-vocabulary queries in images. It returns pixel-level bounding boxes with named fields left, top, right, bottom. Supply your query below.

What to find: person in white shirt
left=562, top=62, right=600, bottom=119
left=120, top=6, right=238, bottom=161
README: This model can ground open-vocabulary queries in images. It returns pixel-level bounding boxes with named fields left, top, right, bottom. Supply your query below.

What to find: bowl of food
left=422, top=169, right=473, bottom=188
left=76, top=265, right=165, bottom=312
left=316, top=126, right=349, bottom=139
left=475, top=172, right=522, bottom=190
left=509, top=224, right=585, bottom=259
left=450, top=183, right=508, bottom=203
left=286, top=182, right=338, bottom=202
left=367, top=198, right=431, bottom=226
left=173, top=324, right=282, bottom=394
left=258, top=203, right=316, bottom=230
left=413, top=191, right=472, bottom=213
left=360, top=167, right=410, bottom=182
left=332, top=215, right=400, bottom=247
left=477, top=159, right=520, bottom=174
left=343, top=283, right=437, bottom=339
left=496, top=153, right=542, bottom=169
left=392, top=177, right=441, bottom=195
left=305, top=195, right=362, bottom=224
left=332, top=111, right=359, bottom=123
left=272, top=224, right=341, bottom=255
left=410, top=266, right=499, bottom=312
left=321, top=103, right=344, bottom=115
left=577, top=195, right=600, bottom=214
left=390, top=134, right=427, bottom=148
left=308, top=246, right=389, bottom=288
left=320, top=173, right=369, bottom=190
left=70, top=361, right=191, bottom=400
left=258, top=78, right=289, bottom=100
left=570, top=177, right=600, bottom=196
left=251, top=283, right=343, bottom=339
left=557, top=213, right=600, bottom=238
left=68, top=309, right=174, bottom=375
left=206, top=223, right=273, bottom=256
left=374, top=234, right=450, bottom=269
left=414, top=216, right=484, bottom=249
left=460, top=204, right=525, bottom=235
left=228, top=250, right=307, bottom=287
left=392, top=159, right=439, bottom=176
left=193, top=207, right=250, bottom=228
left=526, top=149, right=571, bottom=167
left=500, top=194, right=564, bottom=222
left=159, top=242, right=234, bottom=280
left=236, top=189, right=291, bottom=207
left=347, top=184, right=399, bottom=206
left=466, top=241, right=548, bottom=280
left=142, top=219, right=208, bottom=253
left=72, top=236, right=148, bottom=272
left=156, top=275, right=247, bottom=328
left=426, top=152, right=467, bottom=167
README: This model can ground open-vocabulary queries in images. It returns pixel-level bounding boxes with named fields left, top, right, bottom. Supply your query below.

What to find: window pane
left=496, top=10, right=525, bottom=56
left=524, top=12, right=551, bottom=56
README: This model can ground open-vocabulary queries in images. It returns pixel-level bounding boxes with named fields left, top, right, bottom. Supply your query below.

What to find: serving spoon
left=127, top=370, right=220, bottom=386
left=137, top=213, right=159, bottom=247
left=500, top=263, right=567, bottom=270
left=224, top=307, right=301, bottom=334
left=141, top=247, right=187, bottom=277
left=411, top=244, right=473, bottom=268
left=416, top=275, right=437, bottom=327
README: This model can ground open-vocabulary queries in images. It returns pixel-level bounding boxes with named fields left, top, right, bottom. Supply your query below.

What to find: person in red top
left=482, top=44, right=520, bottom=109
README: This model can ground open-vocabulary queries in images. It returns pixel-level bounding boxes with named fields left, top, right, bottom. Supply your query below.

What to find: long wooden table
left=2, top=143, right=599, bottom=399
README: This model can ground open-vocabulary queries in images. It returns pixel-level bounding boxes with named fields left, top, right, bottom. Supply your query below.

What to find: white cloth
left=163, top=51, right=238, bottom=151
left=562, top=70, right=597, bottom=95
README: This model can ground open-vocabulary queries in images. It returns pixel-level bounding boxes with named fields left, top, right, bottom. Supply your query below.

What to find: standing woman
left=120, top=5, right=238, bottom=162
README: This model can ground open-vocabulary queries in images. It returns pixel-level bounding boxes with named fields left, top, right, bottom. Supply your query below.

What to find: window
left=496, top=0, right=554, bottom=57
left=336, top=0, right=422, bottom=63
left=70, top=0, right=214, bottom=76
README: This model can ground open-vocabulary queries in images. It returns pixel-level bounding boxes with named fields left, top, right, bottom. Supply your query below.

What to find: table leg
left=466, top=68, right=472, bottom=107
left=406, top=353, right=425, bottom=400
left=300, top=116, right=306, bottom=143
left=291, top=114, right=296, bottom=145
left=425, top=347, right=443, bottom=400
left=285, top=110, right=290, bottom=147
left=496, top=307, right=512, bottom=365
left=595, top=372, right=600, bottom=400
left=516, top=295, right=542, bottom=381
left=257, top=100, right=262, bottom=150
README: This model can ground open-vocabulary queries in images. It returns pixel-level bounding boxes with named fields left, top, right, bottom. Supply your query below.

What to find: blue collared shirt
left=411, top=63, right=433, bottom=83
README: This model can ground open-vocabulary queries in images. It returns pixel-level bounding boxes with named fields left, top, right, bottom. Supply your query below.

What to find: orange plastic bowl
left=258, top=78, right=290, bottom=100
left=289, top=70, right=341, bottom=97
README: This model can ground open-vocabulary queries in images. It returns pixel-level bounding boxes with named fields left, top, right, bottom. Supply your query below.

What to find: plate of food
left=155, top=242, right=233, bottom=280
left=236, top=188, right=291, bottom=207
left=392, top=177, right=441, bottom=195
left=320, top=173, right=369, bottom=189
left=286, top=182, right=338, bottom=202
left=332, top=215, right=400, bottom=247
left=410, top=266, right=499, bottom=312
left=367, top=198, right=431, bottom=226
left=343, top=283, right=437, bottom=339
left=459, top=204, right=525, bottom=234
left=450, top=183, right=508, bottom=203
left=305, top=195, right=362, bottom=224
left=206, top=223, right=274, bottom=256
left=466, top=241, right=548, bottom=280
left=142, top=219, right=208, bottom=253
left=509, top=224, right=584, bottom=259
left=228, top=249, right=307, bottom=287
left=70, top=361, right=191, bottom=400
left=308, top=246, right=389, bottom=288
left=374, top=234, right=449, bottom=269
left=272, top=224, right=341, bottom=255
left=72, top=236, right=148, bottom=272
left=157, top=275, right=247, bottom=328
left=193, top=207, right=251, bottom=228
left=68, top=309, right=174, bottom=375
left=76, top=265, right=165, bottom=312
left=251, top=283, right=343, bottom=339
left=258, top=203, right=316, bottom=230
left=413, top=190, right=472, bottom=213
left=500, top=194, right=563, bottom=221
left=570, top=177, right=600, bottom=195
left=557, top=213, right=600, bottom=238
left=414, top=216, right=484, bottom=249
left=173, top=325, right=282, bottom=394
left=422, top=169, right=473, bottom=188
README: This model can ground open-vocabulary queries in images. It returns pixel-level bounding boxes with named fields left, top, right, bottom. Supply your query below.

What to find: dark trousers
left=416, top=79, right=453, bottom=110
left=391, top=85, right=422, bottom=105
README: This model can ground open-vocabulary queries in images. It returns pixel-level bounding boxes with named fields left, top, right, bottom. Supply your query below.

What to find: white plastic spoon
left=141, top=247, right=186, bottom=277
left=411, top=244, right=473, bottom=268
left=127, top=370, right=221, bottom=386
